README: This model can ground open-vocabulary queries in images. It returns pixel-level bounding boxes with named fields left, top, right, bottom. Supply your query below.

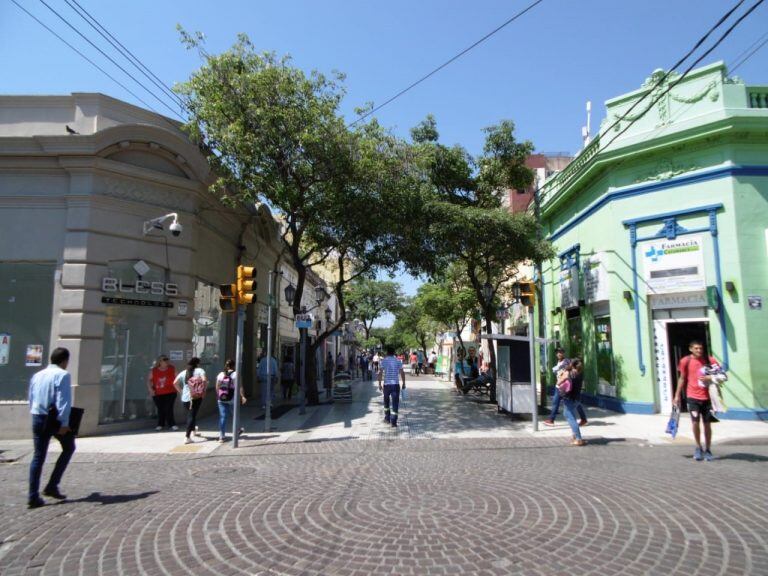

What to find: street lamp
left=284, top=283, right=296, bottom=306
left=324, top=306, right=332, bottom=322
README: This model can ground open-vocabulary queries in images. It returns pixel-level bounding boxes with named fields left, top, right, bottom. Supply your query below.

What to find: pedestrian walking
left=27, top=347, right=76, bottom=508
left=378, top=345, right=406, bottom=427
left=174, top=357, right=207, bottom=444
left=410, top=351, right=418, bottom=374
left=257, top=351, right=278, bottom=408
left=372, top=351, right=381, bottom=375
left=281, top=355, right=295, bottom=400
left=559, top=358, right=587, bottom=446
left=417, top=349, right=425, bottom=375
left=428, top=350, right=437, bottom=375
left=215, top=359, right=246, bottom=442
left=359, top=352, right=369, bottom=381
left=673, top=340, right=718, bottom=461
left=336, top=352, right=345, bottom=373
left=324, top=352, right=334, bottom=398
left=147, top=355, right=178, bottom=431
left=543, top=347, right=587, bottom=427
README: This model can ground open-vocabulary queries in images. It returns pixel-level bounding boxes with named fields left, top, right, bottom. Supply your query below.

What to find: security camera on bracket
left=143, top=213, right=182, bottom=236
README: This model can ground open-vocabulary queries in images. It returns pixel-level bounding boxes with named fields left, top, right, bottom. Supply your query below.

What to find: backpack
left=187, top=372, right=207, bottom=400
left=217, top=371, right=234, bottom=402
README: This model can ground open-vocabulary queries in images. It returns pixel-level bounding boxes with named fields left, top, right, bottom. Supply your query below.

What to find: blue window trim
left=624, top=204, right=727, bottom=378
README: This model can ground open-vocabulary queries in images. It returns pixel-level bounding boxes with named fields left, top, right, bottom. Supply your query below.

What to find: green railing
left=748, top=88, right=768, bottom=109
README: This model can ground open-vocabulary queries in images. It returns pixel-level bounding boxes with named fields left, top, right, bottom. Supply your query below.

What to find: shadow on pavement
left=66, top=491, right=158, bottom=505
left=714, top=452, right=768, bottom=463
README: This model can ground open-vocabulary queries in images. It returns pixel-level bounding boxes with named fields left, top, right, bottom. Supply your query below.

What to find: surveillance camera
left=169, top=221, right=182, bottom=236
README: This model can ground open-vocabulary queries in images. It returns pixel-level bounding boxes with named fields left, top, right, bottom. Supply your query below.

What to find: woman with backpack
left=215, top=359, right=246, bottom=442
left=558, top=358, right=586, bottom=446
left=173, top=357, right=208, bottom=444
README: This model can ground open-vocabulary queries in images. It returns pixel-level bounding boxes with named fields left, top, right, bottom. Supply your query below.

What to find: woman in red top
left=146, top=355, right=177, bottom=431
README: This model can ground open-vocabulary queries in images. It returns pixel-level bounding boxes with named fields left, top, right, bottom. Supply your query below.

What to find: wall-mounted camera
left=143, top=212, right=183, bottom=237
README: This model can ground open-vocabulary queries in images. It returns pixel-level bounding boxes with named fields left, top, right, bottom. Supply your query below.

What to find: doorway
left=653, top=317, right=710, bottom=414
left=667, top=321, right=710, bottom=408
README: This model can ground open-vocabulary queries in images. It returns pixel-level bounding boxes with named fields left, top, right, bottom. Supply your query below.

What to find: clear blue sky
left=2, top=0, right=765, bottom=322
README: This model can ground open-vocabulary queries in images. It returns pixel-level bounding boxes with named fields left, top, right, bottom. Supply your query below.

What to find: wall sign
left=177, top=301, right=188, bottom=316
left=748, top=295, right=763, bottom=310
left=559, top=264, right=580, bottom=309
left=0, top=333, right=10, bottom=366
left=101, top=277, right=179, bottom=296
left=101, top=296, right=173, bottom=308
left=641, top=235, right=705, bottom=294
left=584, top=252, right=610, bottom=303
left=25, top=344, right=43, bottom=367
left=650, top=291, right=707, bottom=310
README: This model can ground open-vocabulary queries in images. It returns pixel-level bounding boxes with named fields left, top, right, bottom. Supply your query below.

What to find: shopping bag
left=400, top=387, right=408, bottom=401
left=665, top=406, right=680, bottom=439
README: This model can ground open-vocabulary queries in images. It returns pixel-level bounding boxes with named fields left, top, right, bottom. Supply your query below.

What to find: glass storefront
left=0, top=262, right=56, bottom=400
left=595, top=315, right=617, bottom=396
left=192, top=282, right=228, bottom=384
left=99, top=261, right=168, bottom=423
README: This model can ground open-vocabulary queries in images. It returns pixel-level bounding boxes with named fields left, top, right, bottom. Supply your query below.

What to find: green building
left=537, top=62, right=767, bottom=420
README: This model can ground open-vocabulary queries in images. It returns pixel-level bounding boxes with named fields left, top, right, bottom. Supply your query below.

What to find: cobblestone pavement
left=1, top=377, right=767, bottom=575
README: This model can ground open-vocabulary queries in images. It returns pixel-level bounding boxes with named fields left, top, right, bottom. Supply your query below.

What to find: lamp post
left=481, top=280, right=497, bottom=403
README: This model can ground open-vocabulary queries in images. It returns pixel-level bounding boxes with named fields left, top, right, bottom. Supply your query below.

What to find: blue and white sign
left=641, top=235, right=705, bottom=294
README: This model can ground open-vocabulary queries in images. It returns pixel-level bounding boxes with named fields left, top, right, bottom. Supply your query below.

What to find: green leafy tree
left=176, top=33, right=421, bottom=402
left=417, top=265, right=476, bottom=353
left=411, top=117, right=554, bottom=379
left=391, top=296, right=440, bottom=357
left=344, top=279, right=404, bottom=341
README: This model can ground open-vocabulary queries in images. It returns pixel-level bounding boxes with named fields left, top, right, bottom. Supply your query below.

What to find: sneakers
left=693, top=447, right=703, bottom=461
left=704, top=450, right=714, bottom=462
left=194, top=426, right=202, bottom=437
left=218, top=436, right=226, bottom=443
left=155, top=426, right=163, bottom=431
left=171, top=425, right=179, bottom=431
left=184, top=437, right=193, bottom=445
left=42, top=487, right=66, bottom=500
left=27, top=497, right=45, bottom=509
left=543, top=420, right=555, bottom=427
left=578, top=419, right=588, bottom=426
left=571, top=439, right=586, bottom=446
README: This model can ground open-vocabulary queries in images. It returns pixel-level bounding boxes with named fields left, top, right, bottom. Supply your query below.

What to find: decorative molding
left=669, top=80, right=719, bottom=104
left=98, top=175, right=198, bottom=213
left=633, top=159, right=699, bottom=184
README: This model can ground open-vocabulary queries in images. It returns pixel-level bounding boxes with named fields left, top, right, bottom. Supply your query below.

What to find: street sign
left=295, top=319, right=312, bottom=329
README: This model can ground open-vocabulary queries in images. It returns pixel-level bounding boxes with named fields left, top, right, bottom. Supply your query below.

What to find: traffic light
left=219, top=283, right=237, bottom=312
left=236, top=265, right=256, bottom=305
left=519, top=280, right=536, bottom=307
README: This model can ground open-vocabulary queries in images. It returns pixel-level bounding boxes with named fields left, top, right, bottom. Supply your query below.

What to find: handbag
left=665, top=406, right=680, bottom=439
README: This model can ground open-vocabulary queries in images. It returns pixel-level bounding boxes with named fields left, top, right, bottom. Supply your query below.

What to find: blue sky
left=2, top=0, right=766, bottom=321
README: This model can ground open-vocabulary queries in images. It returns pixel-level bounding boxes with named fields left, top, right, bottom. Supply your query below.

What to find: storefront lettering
left=102, top=277, right=178, bottom=296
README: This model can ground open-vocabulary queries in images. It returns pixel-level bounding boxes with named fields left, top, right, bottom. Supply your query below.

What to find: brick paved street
left=1, top=377, right=767, bottom=575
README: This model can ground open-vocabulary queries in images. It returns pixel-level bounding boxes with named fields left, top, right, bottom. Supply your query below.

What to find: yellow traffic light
left=519, top=280, right=536, bottom=307
left=237, top=265, right=256, bottom=305
left=219, top=283, right=237, bottom=312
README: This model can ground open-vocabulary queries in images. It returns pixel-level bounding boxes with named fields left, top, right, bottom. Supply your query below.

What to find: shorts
left=687, top=398, right=713, bottom=423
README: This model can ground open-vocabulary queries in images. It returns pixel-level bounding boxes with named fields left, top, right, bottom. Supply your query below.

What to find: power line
left=36, top=0, right=184, bottom=120
left=349, top=0, right=545, bottom=127
left=540, top=0, right=764, bottom=201
left=730, top=30, right=768, bottom=72
left=9, top=0, right=160, bottom=114
left=63, top=0, right=187, bottom=112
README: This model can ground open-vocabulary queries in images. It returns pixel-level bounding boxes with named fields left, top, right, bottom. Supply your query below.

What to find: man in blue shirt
left=378, top=346, right=406, bottom=427
left=258, top=351, right=278, bottom=408
left=28, top=347, right=76, bottom=508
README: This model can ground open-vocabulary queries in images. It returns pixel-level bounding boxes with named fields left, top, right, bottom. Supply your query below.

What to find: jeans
left=549, top=387, right=587, bottom=422
left=183, top=399, right=203, bottom=438
left=28, top=414, right=76, bottom=501
left=217, top=401, right=232, bottom=439
left=153, top=393, right=177, bottom=428
left=383, top=384, right=401, bottom=424
left=563, top=398, right=583, bottom=440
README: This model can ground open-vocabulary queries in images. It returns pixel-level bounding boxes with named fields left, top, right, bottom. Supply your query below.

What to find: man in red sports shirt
left=673, top=340, right=716, bottom=461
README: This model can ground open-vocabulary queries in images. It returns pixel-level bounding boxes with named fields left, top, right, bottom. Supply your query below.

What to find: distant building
left=503, top=153, right=573, bottom=213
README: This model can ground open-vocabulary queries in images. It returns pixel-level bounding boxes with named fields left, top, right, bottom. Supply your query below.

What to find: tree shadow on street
left=65, top=491, right=158, bottom=505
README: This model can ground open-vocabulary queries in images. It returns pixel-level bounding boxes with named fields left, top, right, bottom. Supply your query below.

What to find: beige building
left=0, top=93, right=295, bottom=438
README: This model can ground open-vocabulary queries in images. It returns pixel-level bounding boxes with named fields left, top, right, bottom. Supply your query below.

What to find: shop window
left=0, top=263, right=56, bottom=400
left=193, top=282, right=229, bottom=381
left=595, top=315, right=617, bottom=397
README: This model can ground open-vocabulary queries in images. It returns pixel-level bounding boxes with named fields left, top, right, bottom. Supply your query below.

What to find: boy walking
left=378, top=346, right=406, bottom=427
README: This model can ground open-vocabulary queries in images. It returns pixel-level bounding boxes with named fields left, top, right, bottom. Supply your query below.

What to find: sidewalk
left=1, top=375, right=766, bottom=461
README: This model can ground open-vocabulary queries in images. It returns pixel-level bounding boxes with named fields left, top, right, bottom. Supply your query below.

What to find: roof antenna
left=581, top=100, right=592, bottom=148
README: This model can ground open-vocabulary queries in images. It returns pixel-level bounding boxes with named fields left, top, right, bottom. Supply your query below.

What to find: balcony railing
left=748, top=88, right=768, bottom=109
left=534, top=133, right=601, bottom=211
